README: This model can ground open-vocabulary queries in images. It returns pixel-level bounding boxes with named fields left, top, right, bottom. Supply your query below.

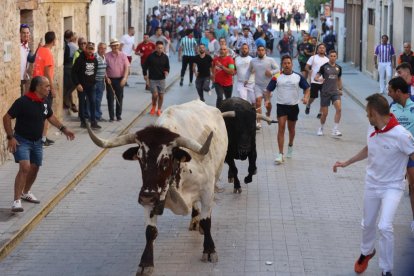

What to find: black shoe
left=97, top=117, right=107, bottom=122
left=42, top=140, right=52, bottom=147
left=91, top=122, right=102, bottom=129
left=382, top=272, right=392, bottom=276
left=117, top=117, right=122, bottom=121
left=305, top=105, right=310, bottom=115
left=179, top=79, right=183, bottom=86
left=109, top=118, right=114, bottom=122
left=80, top=122, right=87, bottom=128
left=316, top=113, right=322, bottom=119
left=45, top=138, right=54, bottom=144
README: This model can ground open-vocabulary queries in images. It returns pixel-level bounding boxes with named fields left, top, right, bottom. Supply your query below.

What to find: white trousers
left=236, top=82, right=255, bottom=104
left=360, top=187, right=403, bottom=273
left=378, top=62, right=392, bottom=93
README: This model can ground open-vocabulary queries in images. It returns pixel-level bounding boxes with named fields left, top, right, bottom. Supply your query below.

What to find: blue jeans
left=78, top=84, right=96, bottom=123
left=13, top=134, right=43, bottom=166
left=95, top=80, right=105, bottom=119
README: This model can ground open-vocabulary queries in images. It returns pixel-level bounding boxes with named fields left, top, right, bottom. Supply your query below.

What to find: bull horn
left=86, top=123, right=136, bottom=148
left=256, top=114, right=278, bottom=125
left=222, top=111, right=236, bottom=118
left=175, top=131, right=214, bottom=155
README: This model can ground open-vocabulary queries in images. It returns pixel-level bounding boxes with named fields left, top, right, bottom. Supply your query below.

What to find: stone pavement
left=0, top=55, right=181, bottom=258
left=0, top=54, right=413, bottom=276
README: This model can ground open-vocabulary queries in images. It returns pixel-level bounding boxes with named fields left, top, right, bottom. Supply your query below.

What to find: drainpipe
left=359, top=1, right=363, bottom=71
left=128, top=0, right=132, bottom=28
left=389, top=0, right=394, bottom=45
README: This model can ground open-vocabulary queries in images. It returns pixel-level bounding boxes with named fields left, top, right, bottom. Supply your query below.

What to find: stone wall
left=0, top=0, right=20, bottom=164
left=0, top=0, right=89, bottom=165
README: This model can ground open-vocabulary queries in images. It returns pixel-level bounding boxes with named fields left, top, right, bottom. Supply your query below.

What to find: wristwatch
left=6, top=134, right=13, bottom=140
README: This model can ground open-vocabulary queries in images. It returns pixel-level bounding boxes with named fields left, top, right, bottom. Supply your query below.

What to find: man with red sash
left=333, top=93, right=414, bottom=276
left=3, top=76, right=75, bottom=213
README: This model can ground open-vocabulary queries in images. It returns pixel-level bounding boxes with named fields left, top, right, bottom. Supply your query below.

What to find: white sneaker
left=317, top=127, right=324, bottom=136
left=12, top=200, right=24, bottom=212
left=286, top=146, right=293, bottom=158
left=256, top=123, right=262, bottom=130
left=274, top=153, right=284, bottom=164
left=21, top=191, right=40, bottom=203
left=331, top=129, right=342, bottom=138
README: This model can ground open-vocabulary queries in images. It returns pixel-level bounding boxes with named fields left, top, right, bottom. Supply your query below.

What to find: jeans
left=95, top=79, right=105, bottom=119
left=13, top=134, right=43, bottom=166
left=106, top=77, right=124, bottom=120
left=378, top=62, right=392, bottom=93
left=195, top=77, right=210, bottom=101
left=63, top=65, right=75, bottom=108
left=360, top=187, right=403, bottom=273
left=78, top=85, right=96, bottom=123
left=181, top=55, right=195, bottom=83
left=214, top=83, right=233, bottom=108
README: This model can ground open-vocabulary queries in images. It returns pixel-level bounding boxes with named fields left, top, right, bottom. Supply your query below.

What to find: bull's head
left=87, top=125, right=213, bottom=215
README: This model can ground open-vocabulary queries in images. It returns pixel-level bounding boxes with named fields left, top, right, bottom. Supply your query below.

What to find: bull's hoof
left=244, top=175, right=252, bottom=184
left=201, top=252, right=218, bottom=263
left=188, top=218, right=199, bottom=231
left=233, top=188, right=242, bottom=194
left=228, top=177, right=234, bottom=183
left=136, top=266, right=154, bottom=276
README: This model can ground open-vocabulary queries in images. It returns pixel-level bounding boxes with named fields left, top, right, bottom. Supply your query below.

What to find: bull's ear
left=172, top=148, right=192, bottom=162
left=122, top=147, right=139, bottom=160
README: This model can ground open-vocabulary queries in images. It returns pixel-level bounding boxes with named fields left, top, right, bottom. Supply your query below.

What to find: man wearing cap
left=105, top=38, right=129, bottom=122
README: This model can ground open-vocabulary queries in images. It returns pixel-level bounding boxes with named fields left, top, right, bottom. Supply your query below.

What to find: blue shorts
left=13, top=134, right=43, bottom=166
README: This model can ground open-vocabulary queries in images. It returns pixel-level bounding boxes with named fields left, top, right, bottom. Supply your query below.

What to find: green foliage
left=305, top=0, right=330, bottom=18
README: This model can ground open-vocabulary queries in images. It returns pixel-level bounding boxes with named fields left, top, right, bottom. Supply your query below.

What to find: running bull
left=220, top=97, right=276, bottom=193
left=87, top=100, right=228, bottom=275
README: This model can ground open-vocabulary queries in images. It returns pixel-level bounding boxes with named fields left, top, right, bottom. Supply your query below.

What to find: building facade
left=0, top=0, right=89, bottom=164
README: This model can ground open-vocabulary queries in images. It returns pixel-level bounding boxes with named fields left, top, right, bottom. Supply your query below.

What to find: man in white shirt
left=235, top=44, right=255, bottom=104
left=120, top=26, right=135, bottom=64
left=120, top=27, right=135, bottom=87
left=333, top=93, right=414, bottom=276
left=305, top=43, right=329, bottom=118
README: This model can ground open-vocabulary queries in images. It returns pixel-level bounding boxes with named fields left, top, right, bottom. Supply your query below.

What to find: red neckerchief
left=25, top=91, right=44, bottom=103
left=188, top=34, right=193, bottom=39
left=86, top=54, right=95, bottom=61
left=370, top=113, right=399, bottom=137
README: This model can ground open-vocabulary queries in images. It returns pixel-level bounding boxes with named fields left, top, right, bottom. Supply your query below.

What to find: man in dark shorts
left=314, top=50, right=343, bottom=137
left=145, top=41, right=170, bottom=116
left=192, top=44, right=213, bottom=102
left=3, top=76, right=75, bottom=212
left=266, top=55, right=310, bottom=164
left=296, top=32, right=313, bottom=78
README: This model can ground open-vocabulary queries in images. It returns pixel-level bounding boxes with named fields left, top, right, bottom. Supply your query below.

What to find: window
left=368, top=9, right=375, bottom=26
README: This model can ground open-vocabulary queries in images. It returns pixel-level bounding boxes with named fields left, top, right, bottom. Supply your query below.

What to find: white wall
left=89, top=0, right=117, bottom=45
left=333, top=0, right=345, bottom=62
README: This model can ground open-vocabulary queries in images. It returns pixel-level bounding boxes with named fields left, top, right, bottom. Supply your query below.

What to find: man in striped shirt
left=95, top=42, right=107, bottom=121
left=374, top=35, right=396, bottom=94
left=179, top=29, right=198, bottom=86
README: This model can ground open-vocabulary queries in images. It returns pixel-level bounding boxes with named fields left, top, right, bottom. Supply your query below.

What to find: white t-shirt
left=235, top=55, right=254, bottom=83
left=268, top=72, right=310, bottom=105
left=20, top=43, right=30, bottom=80
left=306, top=54, right=329, bottom=84
left=366, top=124, right=414, bottom=190
left=120, top=34, right=135, bottom=56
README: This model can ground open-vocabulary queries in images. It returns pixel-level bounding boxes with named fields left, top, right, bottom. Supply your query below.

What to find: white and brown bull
left=87, top=100, right=227, bottom=275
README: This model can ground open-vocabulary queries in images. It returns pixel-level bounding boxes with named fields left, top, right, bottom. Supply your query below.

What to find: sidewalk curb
left=343, top=85, right=366, bottom=110
left=0, top=74, right=180, bottom=261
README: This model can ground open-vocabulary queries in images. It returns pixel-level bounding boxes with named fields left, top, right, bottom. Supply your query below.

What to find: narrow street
left=0, top=60, right=413, bottom=275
